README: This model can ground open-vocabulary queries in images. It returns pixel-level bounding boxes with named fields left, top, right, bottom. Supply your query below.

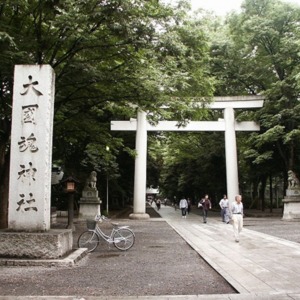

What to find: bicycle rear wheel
left=78, top=231, right=99, bottom=252
left=113, top=228, right=135, bottom=251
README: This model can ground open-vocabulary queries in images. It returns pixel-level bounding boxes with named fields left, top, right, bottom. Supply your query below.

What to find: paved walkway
left=1, top=206, right=300, bottom=300
left=156, top=205, right=300, bottom=299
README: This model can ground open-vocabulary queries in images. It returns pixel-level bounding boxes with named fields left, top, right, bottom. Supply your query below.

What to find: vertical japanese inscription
left=16, top=75, right=42, bottom=212
left=9, top=65, right=55, bottom=231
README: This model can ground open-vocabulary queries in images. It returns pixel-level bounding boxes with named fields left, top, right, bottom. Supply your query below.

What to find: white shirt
left=219, top=198, right=229, bottom=209
left=179, top=199, right=188, bottom=209
left=231, top=202, right=243, bottom=214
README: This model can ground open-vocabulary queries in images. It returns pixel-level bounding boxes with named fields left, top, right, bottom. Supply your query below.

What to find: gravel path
left=0, top=207, right=298, bottom=297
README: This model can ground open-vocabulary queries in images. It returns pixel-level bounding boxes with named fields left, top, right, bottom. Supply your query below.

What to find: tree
left=153, top=129, right=226, bottom=203
left=0, top=0, right=214, bottom=226
left=152, top=0, right=300, bottom=209
left=209, top=0, right=300, bottom=208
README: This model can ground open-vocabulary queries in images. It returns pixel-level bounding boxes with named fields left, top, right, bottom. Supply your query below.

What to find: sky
left=187, top=0, right=300, bottom=15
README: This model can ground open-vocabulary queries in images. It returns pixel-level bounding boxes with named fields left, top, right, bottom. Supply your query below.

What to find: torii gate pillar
left=224, top=107, right=239, bottom=201
left=111, top=96, right=264, bottom=219
left=129, top=110, right=150, bottom=219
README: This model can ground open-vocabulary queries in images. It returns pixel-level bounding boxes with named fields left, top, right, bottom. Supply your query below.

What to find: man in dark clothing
left=200, top=194, right=212, bottom=223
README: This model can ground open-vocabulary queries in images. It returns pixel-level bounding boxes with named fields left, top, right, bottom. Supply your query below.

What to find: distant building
left=146, top=186, right=159, bottom=202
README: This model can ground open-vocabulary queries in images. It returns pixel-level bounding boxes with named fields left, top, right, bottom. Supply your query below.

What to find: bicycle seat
left=111, top=222, right=130, bottom=229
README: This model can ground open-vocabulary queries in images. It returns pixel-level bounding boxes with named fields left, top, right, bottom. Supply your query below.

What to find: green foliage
left=154, top=130, right=226, bottom=201
left=0, top=0, right=214, bottom=204
left=209, top=0, right=300, bottom=183
left=150, top=0, right=300, bottom=205
left=284, top=129, right=300, bottom=144
left=253, top=125, right=285, bottom=147
left=3, top=0, right=300, bottom=209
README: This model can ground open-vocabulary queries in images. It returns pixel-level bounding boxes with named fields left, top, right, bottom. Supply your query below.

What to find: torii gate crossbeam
left=111, top=96, right=264, bottom=219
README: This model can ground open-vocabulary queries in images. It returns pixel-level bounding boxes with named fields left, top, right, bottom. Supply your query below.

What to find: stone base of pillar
left=78, top=201, right=101, bottom=220
left=0, top=229, right=72, bottom=259
left=78, top=189, right=101, bottom=220
left=129, top=213, right=150, bottom=220
left=282, top=189, right=300, bottom=221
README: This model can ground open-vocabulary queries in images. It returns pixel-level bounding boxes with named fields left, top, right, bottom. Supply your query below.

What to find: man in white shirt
left=219, top=194, right=229, bottom=223
left=231, top=194, right=244, bottom=242
left=179, top=197, right=188, bottom=218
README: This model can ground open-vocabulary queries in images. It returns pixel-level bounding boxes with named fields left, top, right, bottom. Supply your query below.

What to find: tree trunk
left=0, top=117, right=11, bottom=229
left=249, top=179, right=259, bottom=209
left=259, top=175, right=267, bottom=212
left=269, top=174, right=273, bottom=213
left=0, top=154, right=9, bottom=229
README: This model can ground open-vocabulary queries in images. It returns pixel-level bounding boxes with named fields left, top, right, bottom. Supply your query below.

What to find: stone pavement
left=1, top=205, right=300, bottom=300
left=156, top=205, right=300, bottom=299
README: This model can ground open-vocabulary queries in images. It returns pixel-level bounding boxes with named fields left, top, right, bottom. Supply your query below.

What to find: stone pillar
left=0, top=65, right=73, bottom=259
left=78, top=171, right=101, bottom=219
left=130, top=110, right=150, bottom=219
left=8, top=65, right=55, bottom=231
left=224, top=107, right=240, bottom=204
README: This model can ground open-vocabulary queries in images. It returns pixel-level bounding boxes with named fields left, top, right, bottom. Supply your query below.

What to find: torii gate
left=111, top=95, right=264, bottom=219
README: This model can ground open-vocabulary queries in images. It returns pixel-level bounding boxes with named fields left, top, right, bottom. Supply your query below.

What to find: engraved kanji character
left=20, top=75, right=43, bottom=96
left=16, top=193, right=38, bottom=212
left=22, top=104, right=39, bottom=124
left=24, top=193, right=38, bottom=212
left=17, top=162, right=37, bottom=185
left=18, top=133, right=39, bottom=153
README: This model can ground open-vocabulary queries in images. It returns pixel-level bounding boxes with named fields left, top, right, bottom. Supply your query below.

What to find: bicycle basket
left=86, top=219, right=96, bottom=230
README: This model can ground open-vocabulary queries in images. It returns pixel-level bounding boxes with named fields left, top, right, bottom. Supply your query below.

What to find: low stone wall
left=56, top=210, right=69, bottom=217
left=0, top=229, right=73, bottom=259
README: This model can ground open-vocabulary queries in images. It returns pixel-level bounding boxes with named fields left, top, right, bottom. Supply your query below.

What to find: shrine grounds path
left=1, top=205, right=300, bottom=300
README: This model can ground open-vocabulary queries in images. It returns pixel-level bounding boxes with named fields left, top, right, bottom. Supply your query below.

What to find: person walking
left=231, top=194, right=244, bottom=242
left=187, top=198, right=192, bottom=214
left=173, top=196, right=177, bottom=211
left=156, top=198, right=161, bottom=210
left=179, top=197, right=188, bottom=218
left=200, top=194, right=212, bottom=223
left=219, top=194, right=229, bottom=223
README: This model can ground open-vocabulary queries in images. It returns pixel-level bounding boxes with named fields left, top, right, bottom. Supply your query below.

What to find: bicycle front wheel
left=113, top=228, right=135, bottom=251
left=78, top=231, right=99, bottom=252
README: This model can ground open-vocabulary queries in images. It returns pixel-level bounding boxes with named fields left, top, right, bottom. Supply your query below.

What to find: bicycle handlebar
left=95, top=215, right=110, bottom=221
left=93, top=214, right=129, bottom=229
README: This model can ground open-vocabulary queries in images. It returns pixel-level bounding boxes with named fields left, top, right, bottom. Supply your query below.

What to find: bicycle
left=78, top=215, right=135, bottom=252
